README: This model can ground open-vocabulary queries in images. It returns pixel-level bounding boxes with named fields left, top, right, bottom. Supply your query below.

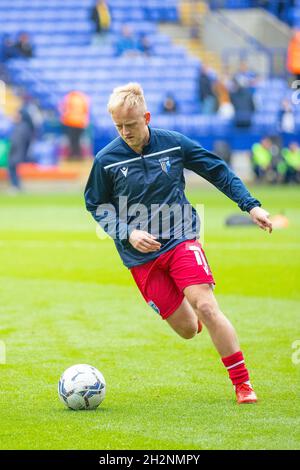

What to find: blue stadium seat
left=2, top=0, right=292, bottom=147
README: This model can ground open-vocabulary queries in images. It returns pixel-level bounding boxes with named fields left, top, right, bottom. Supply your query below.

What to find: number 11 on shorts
left=188, top=245, right=210, bottom=275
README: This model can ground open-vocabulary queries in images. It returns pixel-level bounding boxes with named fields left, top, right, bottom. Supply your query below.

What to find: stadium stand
left=0, top=0, right=296, bottom=158
left=210, top=0, right=299, bottom=27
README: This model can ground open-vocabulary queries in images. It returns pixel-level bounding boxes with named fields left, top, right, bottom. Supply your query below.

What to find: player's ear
left=145, top=111, right=151, bottom=125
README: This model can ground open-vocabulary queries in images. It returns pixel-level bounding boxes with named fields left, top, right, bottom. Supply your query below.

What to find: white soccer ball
left=58, top=364, right=106, bottom=410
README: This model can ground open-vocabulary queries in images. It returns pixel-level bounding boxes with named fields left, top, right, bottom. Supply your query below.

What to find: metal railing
left=213, top=9, right=288, bottom=77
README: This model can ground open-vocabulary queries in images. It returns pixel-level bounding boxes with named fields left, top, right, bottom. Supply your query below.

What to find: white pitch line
left=0, top=240, right=299, bottom=250
left=208, top=242, right=300, bottom=250
left=0, top=240, right=102, bottom=248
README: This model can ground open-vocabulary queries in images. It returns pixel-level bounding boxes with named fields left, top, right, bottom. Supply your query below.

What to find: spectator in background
left=0, top=35, right=15, bottom=83
left=251, top=137, right=273, bottom=182
left=287, top=29, right=300, bottom=80
left=230, top=78, right=255, bottom=128
left=138, top=34, right=152, bottom=57
left=115, top=25, right=141, bottom=57
left=1, top=34, right=17, bottom=61
left=59, top=91, right=90, bottom=161
left=7, top=108, right=35, bottom=192
left=15, top=32, right=34, bottom=58
left=281, top=142, right=300, bottom=183
left=213, top=140, right=232, bottom=167
left=233, top=61, right=258, bottom=89
left=21, top=93, right=44, bottom=139
left=199, top=65, right=217, bottom=115
left=162, top=93, right=178, bottom=114
left=90, top=1, right=111, bottom=44
left=269, top=135, right=283, bottom=183
left=278, top=98, right=295, bottom=134
left=214, top=76, right=235, bottom=119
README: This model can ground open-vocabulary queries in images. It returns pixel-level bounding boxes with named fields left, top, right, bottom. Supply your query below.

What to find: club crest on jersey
left=159, top=157, right=171, bottom=174
left=120, top=167, right=128, bottom=177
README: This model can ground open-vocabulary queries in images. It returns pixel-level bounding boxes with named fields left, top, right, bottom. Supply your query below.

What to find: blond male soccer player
left=85, top=83, right=272, bottom=404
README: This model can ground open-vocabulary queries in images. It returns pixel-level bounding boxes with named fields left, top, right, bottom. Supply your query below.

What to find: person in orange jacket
left=60, top=91, right=90, bottom=160
left=287, top=29, right=300, bottom=80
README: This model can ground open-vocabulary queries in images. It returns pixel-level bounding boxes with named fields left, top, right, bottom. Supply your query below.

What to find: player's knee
left=173, top=322, right=198, bottom=339
left=177, top=323, right=198, bottom=339
left=194, top=300, right=217, bottom=324
left=180, top=328, right=197, bottom=340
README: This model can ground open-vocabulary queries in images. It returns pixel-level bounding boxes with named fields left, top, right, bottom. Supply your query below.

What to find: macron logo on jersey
left=120, top=167, right=128, bottom=177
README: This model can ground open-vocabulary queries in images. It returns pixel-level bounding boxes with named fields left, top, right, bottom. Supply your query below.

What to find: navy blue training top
left=84, top=127, right=261, bottom=268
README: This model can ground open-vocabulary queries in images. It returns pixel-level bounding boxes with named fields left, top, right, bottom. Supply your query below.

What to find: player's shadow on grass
left=58, top=406, right=112, bottom=414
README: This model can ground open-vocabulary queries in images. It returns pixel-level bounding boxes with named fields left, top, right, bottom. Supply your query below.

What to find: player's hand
left=249, top=206, right=273, bottom=233
left=129, top=229, right=161, bottom=253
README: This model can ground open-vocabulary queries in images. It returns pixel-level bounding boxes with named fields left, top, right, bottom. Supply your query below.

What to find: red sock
left=222, top=351, right=249, bottom=386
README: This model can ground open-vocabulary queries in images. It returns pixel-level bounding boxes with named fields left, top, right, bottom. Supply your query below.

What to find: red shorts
left=130, top=240, right=215, bottom=320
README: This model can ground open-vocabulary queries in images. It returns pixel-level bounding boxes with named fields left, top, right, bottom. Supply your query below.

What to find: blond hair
left=107, top=82, right=147, bottom=114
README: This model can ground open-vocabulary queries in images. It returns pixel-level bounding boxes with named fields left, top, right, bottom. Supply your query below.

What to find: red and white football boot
left=235, top=383, right=258, bottom=404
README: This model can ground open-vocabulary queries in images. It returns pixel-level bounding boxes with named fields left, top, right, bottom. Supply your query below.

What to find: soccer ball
left=58, top=364, right=106, bottom=410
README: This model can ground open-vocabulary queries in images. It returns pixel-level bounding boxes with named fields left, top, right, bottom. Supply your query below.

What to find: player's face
left=111, top=105, right=151, bottom=153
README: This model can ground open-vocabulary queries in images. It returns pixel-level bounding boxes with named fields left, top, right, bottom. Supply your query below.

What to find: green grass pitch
left=0, top=185, right=299, bottom=450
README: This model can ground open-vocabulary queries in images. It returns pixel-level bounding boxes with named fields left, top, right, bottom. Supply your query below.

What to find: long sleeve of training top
left=85, top=158, right=130, bottom=242
left=84, top=128, right=261, bottom=268
left=181, top=134, right=261, bottom=212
